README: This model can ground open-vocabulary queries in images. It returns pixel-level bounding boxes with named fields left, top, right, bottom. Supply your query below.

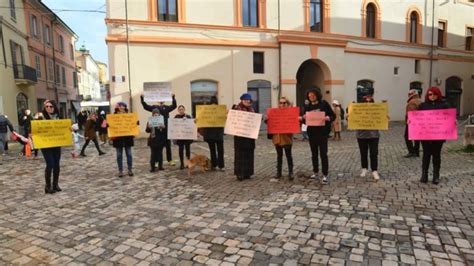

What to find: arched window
left=410, top=12, right=418, bottom=43
left=366, top=4, right=376, bottom=38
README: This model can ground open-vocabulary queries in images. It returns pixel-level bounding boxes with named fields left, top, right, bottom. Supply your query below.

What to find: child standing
left=146, top=109, right=167, bottom=172
left=71, top=123, right=84, bottom=158
left=174, top=105, right=193, bottom=169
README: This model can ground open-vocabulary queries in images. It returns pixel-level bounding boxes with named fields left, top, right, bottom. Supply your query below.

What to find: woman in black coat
left=146, top=108, right=167, bottom=172
left=41, top=100, right=62, bottom=194
left=419, top=87, right=450, bottom=184
left=233, top=93, right=256, bottom=181
left=200, top=96, right=225, bottom=171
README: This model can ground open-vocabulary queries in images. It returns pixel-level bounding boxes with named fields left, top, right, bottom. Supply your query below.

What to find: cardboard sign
left=107, top=113, right=139, bottom=137
left=348, top=103, right=389, bottom=130
left=224, top=109, right=262, bottom=139
left=143, top=82, right=172, bottom=102
left=148, top=116, right=164, bottom=127
left=168, top=118, right=197, bottom=140
left=267, top=107, right=301, bottom=134
left=196, top=105, right=227, bottom=128
left=408, top=109, right=457, bottom=140
left=31, top=119, right=73, bottom=149
left=305, top=111, right=326, bottom=126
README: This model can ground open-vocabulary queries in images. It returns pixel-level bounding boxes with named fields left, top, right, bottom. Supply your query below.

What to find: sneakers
left=167, top=160, right=176, bottom=166
left=372, top=171, right=380, bottom=181
left=321, top=175, right=329, bottom=185
left=360, top=168, right=368, bottom=177
left=128, top=170, right=134, bottom=176
left=118, top=172, right=124, bottom=178
left=310, top=172, right=319, bottom=179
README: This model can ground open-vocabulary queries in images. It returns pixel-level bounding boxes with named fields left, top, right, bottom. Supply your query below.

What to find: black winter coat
left=140, top=95, right=177, bottom=125
left=146, top=123, right=167, bottom=148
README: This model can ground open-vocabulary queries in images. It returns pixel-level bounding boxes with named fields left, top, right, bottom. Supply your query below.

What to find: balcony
left=13, top=64, right=37, bottom=85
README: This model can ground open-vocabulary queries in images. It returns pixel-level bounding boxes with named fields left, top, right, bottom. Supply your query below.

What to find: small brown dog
left=186, top=154, right=212, bottom=176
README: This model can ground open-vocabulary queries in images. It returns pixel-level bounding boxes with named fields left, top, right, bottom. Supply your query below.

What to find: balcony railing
left=13, top=64, right=37, bottom=84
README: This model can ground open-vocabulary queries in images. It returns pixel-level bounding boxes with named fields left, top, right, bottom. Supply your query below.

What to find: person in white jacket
left=71, top=123, right=84, bottom=158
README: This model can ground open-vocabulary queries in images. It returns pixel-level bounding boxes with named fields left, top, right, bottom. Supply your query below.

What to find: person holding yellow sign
left=112, top=102, right=136, bottom=177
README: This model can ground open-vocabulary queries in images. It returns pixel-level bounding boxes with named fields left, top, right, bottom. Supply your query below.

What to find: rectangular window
left=393, top=66, right=399, bottom=75
left=242, top=0, right=258, bottom=27
left=310, top=0, right=323, bottom=32
left=414, top=60, right=420, bottom=74
left=58, top=35, right=64, bottom=53
left=69, top=44, right=74, bottom=61
left=61, top=67, right=66, bottom=86
left=9, top=40, right=24, bottom=66
left=35, top=55, right=41, bottom=78
left=158, top=0, right=178, bottom=22
left=31, top=15, right=39, bottom=38
left=73, top=71, right=78, bottom=88
left=55, top=64, right=60, bottom=83
left=43, top=25, right=51, bottom=45
left=438, top=21, right=446, bottom=47
left=37, top=99, right=46, bottom=113
left=466, top=27, right=474, bottom=51
left=253, top=51, right=264, bottom=74
left=9, top=0, right=16, bottom=20
left=47, top=60, right=54, bottom=81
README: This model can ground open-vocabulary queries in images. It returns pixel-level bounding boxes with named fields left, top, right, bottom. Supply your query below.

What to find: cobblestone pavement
left=0, top=123, right=473, bottom=265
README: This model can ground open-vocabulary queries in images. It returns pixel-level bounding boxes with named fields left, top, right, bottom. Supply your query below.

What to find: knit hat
left=332, top=100, right=340, bottom=105
left=152, top=108, right=160, bottom=114
left=71, top=124, right=79, bottom=131
left=100, top=110, right=105, bottom=115
left=408, top=89, right=418, bottom=96
left=240, top=93, right=252, bottom=101
left=115, top=102, right=127, bottom=108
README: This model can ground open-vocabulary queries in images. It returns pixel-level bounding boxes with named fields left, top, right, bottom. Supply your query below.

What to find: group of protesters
left=0, top=84, right=450, bottom=194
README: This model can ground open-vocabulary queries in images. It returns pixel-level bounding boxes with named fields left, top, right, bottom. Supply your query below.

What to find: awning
left=71, top=101, right=81, bottom=112
left=80, top=101, right=110, bottom=107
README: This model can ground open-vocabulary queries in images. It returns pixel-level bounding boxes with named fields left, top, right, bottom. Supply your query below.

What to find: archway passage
left=296, top=59, right=330, bottom=108
left=445, top=76, right=462, bottom=115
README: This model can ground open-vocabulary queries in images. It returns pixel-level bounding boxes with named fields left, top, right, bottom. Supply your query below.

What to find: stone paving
left=0, top=122, right=473, bottom=265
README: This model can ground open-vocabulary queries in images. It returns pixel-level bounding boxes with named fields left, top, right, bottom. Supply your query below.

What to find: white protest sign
left=148, top=116, right=164, bottom=127
left=143, top=82, right=172, bottom=102
left=224, top=110, right=262, bottom=139
left=167, top=118, right=197, bottom=140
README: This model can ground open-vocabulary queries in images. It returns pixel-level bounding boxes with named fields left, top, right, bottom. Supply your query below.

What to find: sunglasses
left=428, top=93, right=436, bottom=96
left=279, top=102, right=287, bottom=104
left=45, top=105, right=54, bottom=108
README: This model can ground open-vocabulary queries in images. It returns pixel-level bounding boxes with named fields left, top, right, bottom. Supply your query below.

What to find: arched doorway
left=16, top=93, right=28, bottom=133
left=445, top=76, right=462, bottom=115
left=296, top=59, right=330, bottom=107
left=190, top=80, right=218, bottom=118
left=247, top=80, right=271, bottom=131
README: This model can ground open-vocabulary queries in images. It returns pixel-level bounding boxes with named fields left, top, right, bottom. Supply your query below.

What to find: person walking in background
left=30, top=112, right=44, bottom=159
left=267, top=97, right=294, bottom=180
left=418, top=87, right=449, bottom=185
left=19, top=109, right=33, bottom=156
left=80, top=113, right=105, bottom=157
left=97, top=110, right=108, bottom=145
left=331, top=100, right=342, bottom=141
left=0, top=113, right=15, bottom=164
left=141, top=93, right=177, bottom=166
left=200, top=96, right=225, bottom=171
left=146, top=108, right=167, bottom=172
left=233, top=93, right=257, bottom=181
left=354, top=95, right=381, bottom=181
left=71, top=124, right=84, bottom=158
left=41, top=100, right=63, bottom=194
left=302, top=87, right=336, bottom=185
left=77, top=110, right=87, bottom=131
left=174, top=105, right=193, bottom=170
left=404, top=89, right=422, bottom=157
left=301, top=99, right=309, bottom=141
left=112, top=102, right=135, bottom=177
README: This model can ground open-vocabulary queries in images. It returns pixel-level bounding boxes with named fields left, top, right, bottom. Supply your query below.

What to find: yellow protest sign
left=348, top=102, right=389, bottom=130
left=196, top=105, right=227, bottom=128
left=31, top=119, right=73, bottom=149
left=107, top=113, right=139, bottom=137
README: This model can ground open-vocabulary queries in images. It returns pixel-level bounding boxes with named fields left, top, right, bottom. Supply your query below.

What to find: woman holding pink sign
left=302, top=88, right=335, bottom=185
left=419, top=87, right=450, bottom=185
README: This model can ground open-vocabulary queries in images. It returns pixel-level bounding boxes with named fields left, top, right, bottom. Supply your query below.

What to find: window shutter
left=29, top=15, right=34, bottom=37
left=9, top=40, right=16, bottom=66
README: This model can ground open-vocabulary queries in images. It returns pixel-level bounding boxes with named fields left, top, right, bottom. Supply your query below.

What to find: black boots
left=45, top=169, right=53, bottom=194
left=433, top=164, right=440, bottom=185
left=420, top=171, right=428, bottom=183
left=288, top=156, right=294, bottom=181
left=52, top=167, right=61, bottom=192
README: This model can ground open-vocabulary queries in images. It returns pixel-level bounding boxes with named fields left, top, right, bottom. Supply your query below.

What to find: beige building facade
left=106, top=0, right=474, bottom=123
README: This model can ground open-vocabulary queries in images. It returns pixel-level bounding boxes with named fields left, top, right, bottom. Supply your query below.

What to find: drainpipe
left=428, top=0, right=435, bottom=88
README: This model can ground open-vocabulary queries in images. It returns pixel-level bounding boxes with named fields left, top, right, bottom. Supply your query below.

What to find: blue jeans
left=116, top=146, right=132, bottom=172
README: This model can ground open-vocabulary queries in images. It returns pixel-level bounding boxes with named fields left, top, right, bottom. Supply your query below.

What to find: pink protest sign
left=305, top=111, right=326, bottom=126
left=408, top=108, right=457, bottom=140
left=267, top=107, right=300, bottom=134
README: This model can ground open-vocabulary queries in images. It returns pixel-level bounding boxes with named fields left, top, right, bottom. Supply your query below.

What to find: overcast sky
left=42, top=0, right=108, bottom=64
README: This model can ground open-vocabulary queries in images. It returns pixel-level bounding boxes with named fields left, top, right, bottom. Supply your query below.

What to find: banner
left=31, top=119, right=73, bottom=149
left=168, top=118, right=197, bottom=140
left=348, top=102, right=389, bottom=130
left=267, top=107, right=300, bottom=134
left=408, top=108, right=457, bottom=140
left=107, top=113, right=139, bottom=137
left=224, top=110, right=262, bottom=139
left=305, top=111, right=326, bottom=126
left=196, top=105, right=227, bottom=128
left=143, top=82, right=172, bottom=102
left=148, top=116, right=164, bottom=127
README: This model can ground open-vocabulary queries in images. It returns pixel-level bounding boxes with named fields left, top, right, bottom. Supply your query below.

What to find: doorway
left=296, top=59, right=331, bottom=107
left=445, top=76, right=462, bottom=115
left=247, top=80, right=271, bottom=131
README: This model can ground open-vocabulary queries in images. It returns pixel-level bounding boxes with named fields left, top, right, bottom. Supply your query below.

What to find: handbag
left=101, top=120, right=107, bottom=128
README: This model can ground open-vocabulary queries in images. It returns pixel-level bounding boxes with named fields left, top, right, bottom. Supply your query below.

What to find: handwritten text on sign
left=143, top=82, right=172, bottom=102
left=168, top=118, right=197, bottom=140
left=348, top=103, right=389, bottom=130
left=196, top=105, right=227, bottom=128
left=267, top=107, right=300, bottom=134
left=305, top=111, right=326, bottom=126
left=408, top=109, right=457, bottom=140
left=224, top=110, right=262, bottom=139
left=107, top=113, right=139, bottom=137
left=148, top=116, right=164, bottom=127
left=31, top=119, right=73, bottom=149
